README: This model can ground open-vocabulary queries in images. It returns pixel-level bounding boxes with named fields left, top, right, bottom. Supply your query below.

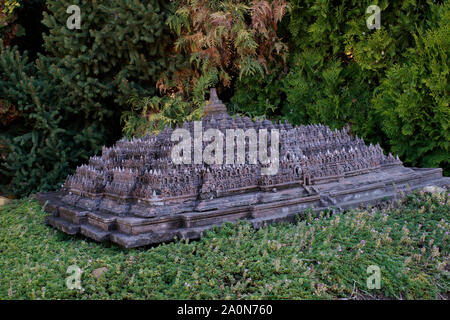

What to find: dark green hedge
left=232, top=0, right=449, bottom=174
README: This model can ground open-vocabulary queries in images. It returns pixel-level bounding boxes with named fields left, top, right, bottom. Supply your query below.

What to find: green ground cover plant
left=0, top=191, right=448, bottom=299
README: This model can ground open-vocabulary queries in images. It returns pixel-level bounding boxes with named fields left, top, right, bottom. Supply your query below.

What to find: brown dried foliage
left=0, top=99, right=21, bottom=126
left=161, top=0, right=289, bottom=97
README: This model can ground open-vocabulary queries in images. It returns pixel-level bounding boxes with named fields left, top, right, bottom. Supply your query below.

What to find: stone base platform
left=38, top=166, right=449, bottom=248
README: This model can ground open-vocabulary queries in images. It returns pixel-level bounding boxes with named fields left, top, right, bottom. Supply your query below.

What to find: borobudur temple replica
left=38, top=89, right=449, bottom=248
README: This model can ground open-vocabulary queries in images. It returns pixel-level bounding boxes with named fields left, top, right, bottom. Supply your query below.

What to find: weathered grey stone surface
left=422, top=185, right=446, bottom=194
left=38, top=89, right=450, bottom=248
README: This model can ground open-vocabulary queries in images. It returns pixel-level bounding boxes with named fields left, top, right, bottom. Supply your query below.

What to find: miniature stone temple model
left=38, top=89, right=449, bottom=248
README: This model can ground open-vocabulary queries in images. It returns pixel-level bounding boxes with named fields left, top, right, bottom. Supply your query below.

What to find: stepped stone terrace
left=38, top=89, right=449, bottom=248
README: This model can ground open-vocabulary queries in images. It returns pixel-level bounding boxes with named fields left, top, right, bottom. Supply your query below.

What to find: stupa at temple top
left=38, top=89, right=449, bottom=247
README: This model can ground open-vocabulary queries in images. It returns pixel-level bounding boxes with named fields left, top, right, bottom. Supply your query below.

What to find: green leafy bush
left=281, top=53, right=373, bottom=136
left=230, top=65, right=286, bottom=119
left=281, top=0, right=442, bottom=139
left=1, top=0, right=177, bottom=196
left=0, top=45, right=107, bottom=196
left=373, top=2, right=449, bottom=173
left=121, top=95, right=203, bottom=139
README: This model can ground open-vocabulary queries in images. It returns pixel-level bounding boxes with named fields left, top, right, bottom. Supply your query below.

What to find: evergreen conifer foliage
left=0, top=45, right=106, bottom=196
left=230, top=64, right=286, bottom=119
left=41, top=0, right=175, bottom=119
left=373, top=2, right=449, bottom=173
left=281, top=0, right=442, bottom=136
